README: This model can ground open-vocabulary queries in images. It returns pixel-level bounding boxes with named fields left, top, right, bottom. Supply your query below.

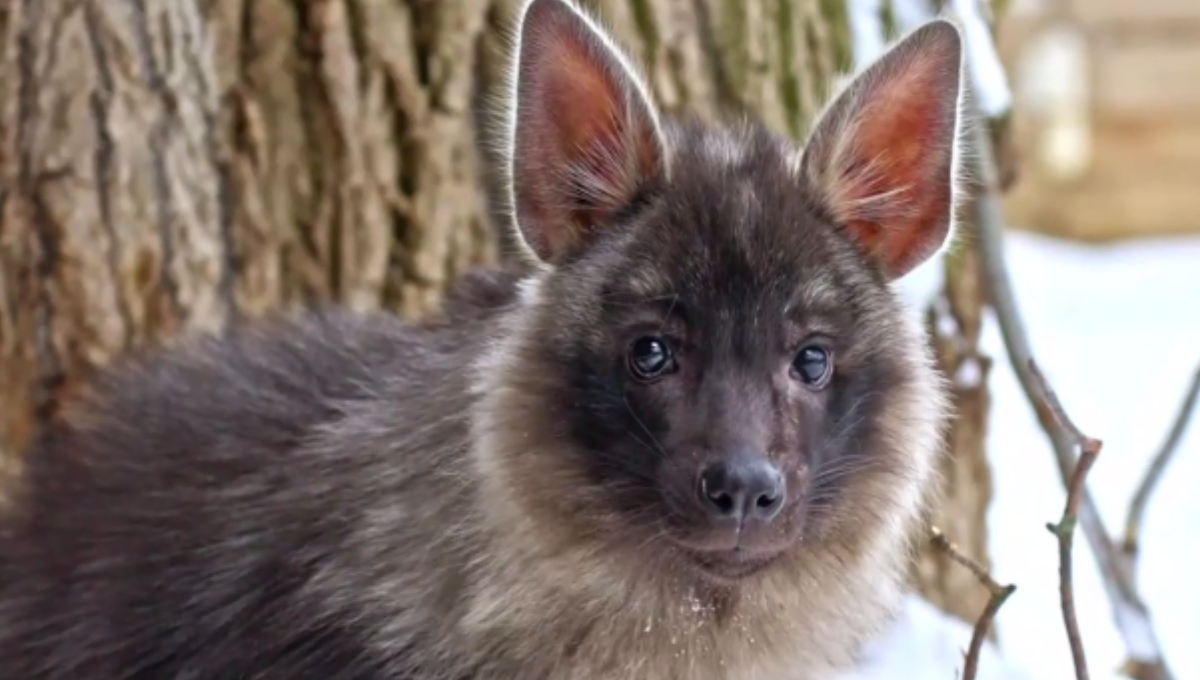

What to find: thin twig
left=930, top=526, right=1008, bottom=598
left=1027, top=361, right=1101, bottom=451
left=1031, top=360, right=1103, bottom=680
left=1121, top=364, right=1200, bottom=577
left=965, top=97, right=1176, bottom=680
left=930, top=527, right=1017, bottom=680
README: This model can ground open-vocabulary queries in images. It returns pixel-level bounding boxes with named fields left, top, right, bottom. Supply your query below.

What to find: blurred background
left=0, top=1, right=1195, bottom=679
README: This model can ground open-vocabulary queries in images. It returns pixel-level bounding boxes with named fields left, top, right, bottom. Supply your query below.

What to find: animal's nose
left=697, top=454, right=786, bottom=524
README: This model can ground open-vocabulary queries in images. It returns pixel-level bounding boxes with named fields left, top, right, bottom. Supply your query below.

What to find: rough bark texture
left=0, top=0, right=993, bottom=624
left=0, top=0, right=504, bottom=468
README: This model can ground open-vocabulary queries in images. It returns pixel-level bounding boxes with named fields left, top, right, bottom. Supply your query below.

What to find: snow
left=838, top=230, right=1200, bottom=679
left=847, top=596, right=1042, bottom=680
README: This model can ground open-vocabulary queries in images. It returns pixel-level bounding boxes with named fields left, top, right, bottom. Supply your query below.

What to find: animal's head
left=475, top=0, right=962, bottom=587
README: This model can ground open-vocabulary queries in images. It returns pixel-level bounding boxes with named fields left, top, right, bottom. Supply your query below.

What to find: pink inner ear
left=511, top=1, right=662, bottom=264
left=542, top=48, right=649, bottom=211
left=805, top=23, right=962, bottom=279
left=845, top=66, right=956, bottom=274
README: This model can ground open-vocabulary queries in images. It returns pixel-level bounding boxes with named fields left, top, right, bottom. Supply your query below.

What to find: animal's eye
left=791, top=344, right=833, bottom=388
left=627, top=336, right=676, bottom=382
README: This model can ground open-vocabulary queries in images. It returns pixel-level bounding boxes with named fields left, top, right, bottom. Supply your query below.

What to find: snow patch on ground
left=843, top=595, right=1043, bottom=680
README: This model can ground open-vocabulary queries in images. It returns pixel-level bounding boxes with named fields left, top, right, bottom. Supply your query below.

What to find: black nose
left=697, top=456, right=786, bottom=523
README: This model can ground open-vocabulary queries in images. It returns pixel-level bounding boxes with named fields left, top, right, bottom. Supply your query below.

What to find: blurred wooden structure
left=996, top=0, right=1200, bottom=242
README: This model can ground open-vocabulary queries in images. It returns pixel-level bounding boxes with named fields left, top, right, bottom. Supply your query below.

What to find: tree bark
left=0, top=0, right=501, bottom=464
left=905, top=0, right=1013, bottom=628
left=912, top=244, right=997, bottom=626
left=0, top=0, right=994, bottom=627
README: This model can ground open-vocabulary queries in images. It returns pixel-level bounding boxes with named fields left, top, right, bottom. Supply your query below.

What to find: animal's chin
left=678, top=546, right=783, bottom=584
left=656, top=507, right=809, bottom=585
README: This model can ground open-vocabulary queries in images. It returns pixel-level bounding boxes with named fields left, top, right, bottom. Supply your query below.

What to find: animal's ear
left=505, top=0, right=667, bottom=266
left=798, top=19, right=966, bottom=280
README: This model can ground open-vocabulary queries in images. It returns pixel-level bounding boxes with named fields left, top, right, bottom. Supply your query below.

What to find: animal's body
left=0, top=1, right=968, bottom=678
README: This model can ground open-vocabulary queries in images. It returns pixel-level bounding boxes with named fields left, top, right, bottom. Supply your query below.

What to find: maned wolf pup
left=0, top=0, right=966, bottom=678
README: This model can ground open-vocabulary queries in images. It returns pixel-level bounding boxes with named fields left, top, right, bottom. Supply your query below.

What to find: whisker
left=622, top=393, right=668, bottom=459
left=595, top=449, right=662, bottom=489
left=656, top=294, right=681, bottom=333
left=811, top=457, right=884, bottom=487
left=595, top=292, right=681, bottom=306
left=619, top=426, right=660, bottom=461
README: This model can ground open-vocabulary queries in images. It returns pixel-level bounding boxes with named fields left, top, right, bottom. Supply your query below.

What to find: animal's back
left=0, top=270, right=520, bottom=679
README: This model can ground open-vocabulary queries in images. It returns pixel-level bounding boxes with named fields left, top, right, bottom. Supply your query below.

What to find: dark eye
left=627, top=336, right=676, bottom=382
left=792, top=344, right=833, bottom=387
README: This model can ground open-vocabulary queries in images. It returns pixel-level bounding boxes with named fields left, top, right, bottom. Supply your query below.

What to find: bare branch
left=965, top=94, right=1176, bottom=680
left=930, top=526, right=1017, bottom=680
left=930, top=526, right=1008, bottom=599
left=1027, top=361, right=1102, bottom=453
left=1122, top=364, right=1200, bottom=574
left=1031, top=361, right=1103, bottom=680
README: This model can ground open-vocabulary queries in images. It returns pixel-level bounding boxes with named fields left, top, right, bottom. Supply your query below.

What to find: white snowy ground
left=838, top=230, right=1200, bottom=680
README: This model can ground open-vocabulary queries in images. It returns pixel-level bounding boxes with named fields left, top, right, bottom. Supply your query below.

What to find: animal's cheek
left=769, top=389, right=830, bottom=459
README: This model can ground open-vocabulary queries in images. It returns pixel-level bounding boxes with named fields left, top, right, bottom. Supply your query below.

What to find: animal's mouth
left=681, top=547, right=781, bottom=584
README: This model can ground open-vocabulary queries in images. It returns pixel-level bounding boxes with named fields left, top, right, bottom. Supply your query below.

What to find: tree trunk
left=906, top=0, right=1014, bottom=628
left=0, top=0, right=994, bottom=627
left=0, top=0, right=501, bottom=465
left=912, top=244, right=997, bottom=625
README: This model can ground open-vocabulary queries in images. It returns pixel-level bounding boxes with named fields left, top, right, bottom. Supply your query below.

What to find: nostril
left=700, top=474, right=736, bottom=516
left=711, top=491, right=734, bottom=513
left=749, top=471, right=785, bottom=521
left=756, top=492, right=780, bottom=510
